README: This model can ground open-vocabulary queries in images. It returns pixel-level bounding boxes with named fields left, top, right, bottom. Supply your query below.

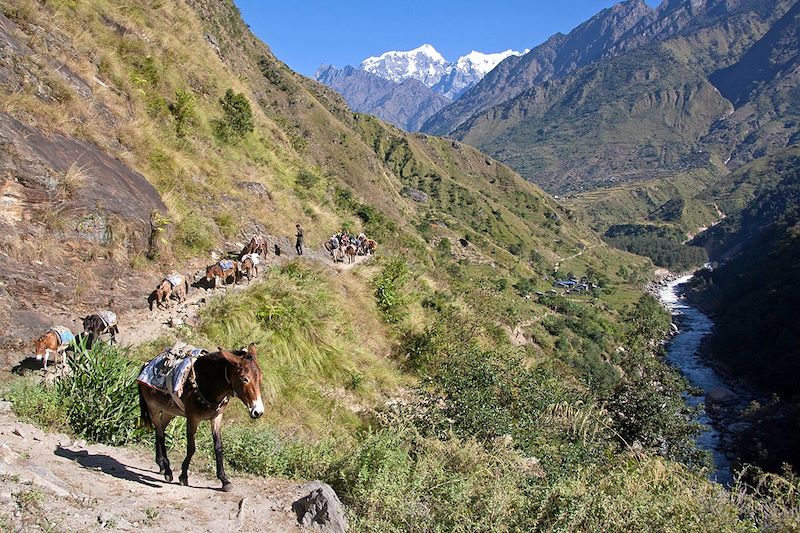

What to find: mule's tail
left=137, top=382, right=153, bottom=430
left=184, top=277, right=190, bottom=296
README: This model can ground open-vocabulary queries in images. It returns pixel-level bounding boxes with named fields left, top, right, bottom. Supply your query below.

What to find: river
left=657, top=273, right=735, bottom=486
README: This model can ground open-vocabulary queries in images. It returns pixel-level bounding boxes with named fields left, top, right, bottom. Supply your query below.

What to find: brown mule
left=240, top=235, right=268, bottom=259
left=149, top=275, right=189, bottom=310
left=344, top=244, right=357, bottom=264
left=205, top=261, right=238, bottom=288
left=33, top=329, right=73, bottom=369
left=137, top=344, right=265, bottom=491
left=238, top=255, right=259, bottom=283
left=365, top=239, right=377, bottom=255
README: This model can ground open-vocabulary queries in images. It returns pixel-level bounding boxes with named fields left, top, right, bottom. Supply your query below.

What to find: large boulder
left=292, top=481, right=348, bottom=532
left=706, top=386, right=737, bottom=407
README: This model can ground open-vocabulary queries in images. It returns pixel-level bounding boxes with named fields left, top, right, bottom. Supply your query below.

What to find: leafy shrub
left=168, top=89, right=196, bottom=138
left=212, top=89, right=254, bottom=143
left=56, top=342, right=143, bottom=445
left=295, top=169, right=320, bottom=189
left=373, top=256, right=411, bottom=324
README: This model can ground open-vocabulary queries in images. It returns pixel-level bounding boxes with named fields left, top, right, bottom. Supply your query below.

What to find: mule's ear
left=246, top=343, right=257, bottom=357
left=218, top=347, right=241, bottom=365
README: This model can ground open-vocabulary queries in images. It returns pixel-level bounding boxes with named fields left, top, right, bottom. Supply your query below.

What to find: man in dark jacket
left=295, top=224, right=304, bottom=255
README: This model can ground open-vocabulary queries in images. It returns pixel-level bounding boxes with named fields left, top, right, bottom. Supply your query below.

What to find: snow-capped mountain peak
left=360, top=44, right=450, bottom=87
left=455, top=49, right=524, bottom=76
left=347, top=44, right=528, bottom=101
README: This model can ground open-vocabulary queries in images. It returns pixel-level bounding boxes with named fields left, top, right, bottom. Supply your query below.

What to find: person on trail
left=295, top=224, right=304, bottom=255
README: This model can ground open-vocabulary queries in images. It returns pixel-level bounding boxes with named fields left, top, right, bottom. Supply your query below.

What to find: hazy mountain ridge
left=314, top=65, right=450, bottom=130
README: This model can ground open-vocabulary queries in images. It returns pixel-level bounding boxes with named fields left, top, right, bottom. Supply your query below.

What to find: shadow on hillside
left=55, top=445, right=163, bottom=488
left=191, top=276, right=217, bottom=291
left=11, top=357, right=44, bottom=375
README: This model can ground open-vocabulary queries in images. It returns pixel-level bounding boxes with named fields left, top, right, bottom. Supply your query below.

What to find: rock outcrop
left=292, top=481, right=348, bottom=533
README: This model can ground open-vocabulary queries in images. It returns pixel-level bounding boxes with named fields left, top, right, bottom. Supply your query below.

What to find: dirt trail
left=0, top=237, right=370, bottom=531
left=0, top=403, right=312, bottom=532
left=72, top=237, right=372, bottom=348
left=553, top=240, right=604, bottom=273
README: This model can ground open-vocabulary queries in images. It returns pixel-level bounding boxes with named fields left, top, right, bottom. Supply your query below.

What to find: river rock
left=727, top=422, right=753, bottom=434
left=292, top=481, right=348, bottom=532
left=706, top=386, right=737, bottom=407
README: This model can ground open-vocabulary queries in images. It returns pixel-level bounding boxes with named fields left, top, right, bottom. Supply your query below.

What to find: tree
left=625, top=294, right=670, bottom=351
left=213, top=89, right=254, bottom=143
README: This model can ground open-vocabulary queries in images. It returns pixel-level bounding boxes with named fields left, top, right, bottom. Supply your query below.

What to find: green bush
left=3, top=379, right=68, bottom=430
left=373, top=256, right=411, bottom=324
left=295, top=169, right=320, bottom=189
left=56, top=342, right=143, bottom=446
left=174, top=212, right=216, bottom=255
left=168, top=89, right=196, bottom=138
left=213, top=88, right=254, bottom=143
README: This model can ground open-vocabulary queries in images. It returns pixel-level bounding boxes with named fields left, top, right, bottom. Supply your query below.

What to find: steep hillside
left=314, top=65, right=450, bottom=131
left=422, top=0, right=657, bottom=136
left=452, top=45, right=731, bottom=193
left=703, top=0, right=800, bottom=168
left=422, top=0, right=795, bottom=196
left=0, top=0, right=642, bottom=354
left=5, top=0, right=800, bottom=530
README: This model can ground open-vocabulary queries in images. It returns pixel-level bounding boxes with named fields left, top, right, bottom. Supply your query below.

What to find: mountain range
left=421, top=0, right=799, bottom=193
left=315, top=44, right=522, bottom=130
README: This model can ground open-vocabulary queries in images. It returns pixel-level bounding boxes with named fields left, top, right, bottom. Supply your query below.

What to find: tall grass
left=4, top=340, right=143, bottom=446
left=194, top=262, right=402, bottom=433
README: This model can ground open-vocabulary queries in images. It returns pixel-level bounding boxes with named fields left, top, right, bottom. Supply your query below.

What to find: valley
left=0, top=0, right=798, bottom=530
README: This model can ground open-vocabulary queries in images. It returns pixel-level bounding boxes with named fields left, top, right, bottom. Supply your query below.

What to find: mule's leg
left=211, top=413, right=232, bottom=491
left=151, top=410, right=173, bottom=479
left=152, top=412, right=174, bottom=481
left=179, top=416, right=199, bottom=487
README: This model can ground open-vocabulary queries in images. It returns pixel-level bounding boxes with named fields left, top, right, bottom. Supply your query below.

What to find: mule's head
left=148, top=286, right=165, bottom=310
left=33, top=333, right=50, bottom=360
left=205, top=265, right=217, bottom=282
left=219, top=344, right=264, bottom=419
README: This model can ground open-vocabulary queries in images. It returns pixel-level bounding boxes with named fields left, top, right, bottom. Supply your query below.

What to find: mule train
left=324, top=230, right=377, bottom=263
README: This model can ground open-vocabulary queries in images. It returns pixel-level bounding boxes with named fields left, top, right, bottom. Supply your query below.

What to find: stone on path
left=292, top=481, right=348, bottom=532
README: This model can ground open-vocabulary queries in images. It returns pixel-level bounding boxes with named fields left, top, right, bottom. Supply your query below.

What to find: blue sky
left=234, top=1, right=662, bottom=77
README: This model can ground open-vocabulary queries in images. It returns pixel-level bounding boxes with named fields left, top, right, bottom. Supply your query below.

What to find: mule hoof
left=179, top=475, right=188, bottom=486
left=164, top=471, right=173, bottom=482
left=221, top=483, right=233, bottom=492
